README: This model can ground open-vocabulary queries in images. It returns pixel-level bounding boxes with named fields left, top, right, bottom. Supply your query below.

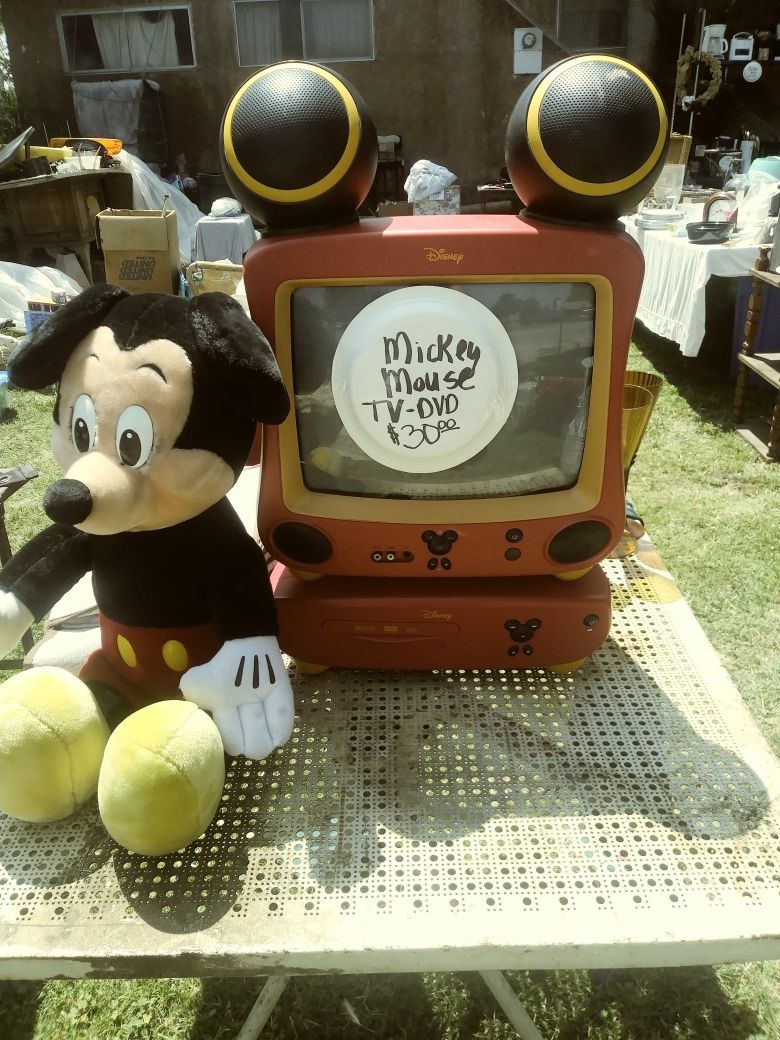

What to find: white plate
left=331, top=286, right=519, bottom=473
left=635, top=212, right=682, bottom=225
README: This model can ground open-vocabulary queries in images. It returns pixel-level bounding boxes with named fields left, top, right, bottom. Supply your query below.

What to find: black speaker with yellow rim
left=220, top=61, right=378, bottom=234
left=505, top=54, right=669, bottom=224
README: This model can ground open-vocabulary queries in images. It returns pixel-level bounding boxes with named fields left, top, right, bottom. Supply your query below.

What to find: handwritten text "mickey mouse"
left=360, top=329, right=483, bottom=449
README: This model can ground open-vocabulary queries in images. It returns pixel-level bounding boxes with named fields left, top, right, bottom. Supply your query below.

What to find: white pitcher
left=702, top=24, right=728, bottom=56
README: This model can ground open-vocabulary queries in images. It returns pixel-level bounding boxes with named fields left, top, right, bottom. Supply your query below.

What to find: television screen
left=292, top=281, right=595, bottom=501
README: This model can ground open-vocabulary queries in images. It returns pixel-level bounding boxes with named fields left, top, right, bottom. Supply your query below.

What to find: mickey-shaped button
left=504, top=617, right=542, bottom=643
left=421, top=529, right=458, bottom=556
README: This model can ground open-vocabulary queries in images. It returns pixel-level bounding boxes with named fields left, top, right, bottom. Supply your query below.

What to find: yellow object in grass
left=0, top=668, right=110, bottom=822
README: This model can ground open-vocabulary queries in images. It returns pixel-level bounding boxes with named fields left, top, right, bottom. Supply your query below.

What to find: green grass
left=1, top=335, right=779, bottom=1040
left=626, top=333, right=780, bottom=754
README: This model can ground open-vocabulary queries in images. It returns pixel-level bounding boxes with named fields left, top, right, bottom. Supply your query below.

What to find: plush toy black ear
left=188, top=292, right=289, bottom=425
left=7, top=284, right=129, bottom=389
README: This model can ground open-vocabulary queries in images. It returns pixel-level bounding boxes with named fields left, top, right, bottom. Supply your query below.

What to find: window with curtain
left=60, top=7, right=195, bottom=73
left=302, top=0, right=373, bottom=61
left=235, top=1, right=284, bottom=66
left=235, top=0, right=374, bottom=67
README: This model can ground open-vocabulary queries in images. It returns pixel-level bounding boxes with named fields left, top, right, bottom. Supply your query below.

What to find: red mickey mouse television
left=245, top=212, right=641, bottom=580
left=223, top=57, right=668, bottom=671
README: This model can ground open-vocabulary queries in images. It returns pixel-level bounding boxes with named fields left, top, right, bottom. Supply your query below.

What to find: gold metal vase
left=622, top=370, right=663, bottom=480
left=613, top=372, right=664, bottom=558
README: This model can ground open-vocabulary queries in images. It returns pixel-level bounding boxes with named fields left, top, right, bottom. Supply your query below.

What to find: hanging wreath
left=675, top=45, right=722, bottom=112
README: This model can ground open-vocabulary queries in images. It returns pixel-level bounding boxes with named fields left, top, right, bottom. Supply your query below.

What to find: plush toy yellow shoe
left=98, top=699, right=225, bottom=856
left=0, top=667, right=110, bottom=822
left=0, top=668, right=225, bottom=856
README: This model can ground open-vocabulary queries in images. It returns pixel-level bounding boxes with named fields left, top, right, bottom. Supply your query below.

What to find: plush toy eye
left=115, top=406, right=154, bottom=468
left=71, top=394, right=96, bottom=454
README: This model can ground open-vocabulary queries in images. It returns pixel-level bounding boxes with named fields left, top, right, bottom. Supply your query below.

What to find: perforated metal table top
left=1, top=539, right=779, bottom=979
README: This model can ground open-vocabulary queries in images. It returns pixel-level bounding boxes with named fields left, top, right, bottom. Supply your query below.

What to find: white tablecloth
left=194, top=212, right=257, bottom=264
left=623, top=216, right=760, bottom=357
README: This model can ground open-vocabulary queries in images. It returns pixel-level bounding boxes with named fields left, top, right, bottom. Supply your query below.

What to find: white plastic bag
left=210, top=197, right=242, bottom=217
left=404, top=160, right=457, bottom=202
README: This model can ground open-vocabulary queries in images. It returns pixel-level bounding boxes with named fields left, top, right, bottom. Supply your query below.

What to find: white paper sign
left=331, top=286, right=518, bottom=473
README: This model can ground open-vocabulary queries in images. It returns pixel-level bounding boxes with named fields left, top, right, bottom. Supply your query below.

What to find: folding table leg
left=236, top=975, right=290, bottom=1040
left=479, top=970, right=546, bottom=1040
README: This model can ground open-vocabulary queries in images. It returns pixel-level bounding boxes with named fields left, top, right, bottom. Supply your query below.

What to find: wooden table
left=623, top=215, right=760, bottom=358
left=0, top=168, right=133, bottom=282
left=2, top=534, right=780, bottom=1039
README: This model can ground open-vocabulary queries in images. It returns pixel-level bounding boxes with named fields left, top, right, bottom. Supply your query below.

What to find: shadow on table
left=1, top=640, right=771, bottom=936
left=115, top=639, right=771, bottom=932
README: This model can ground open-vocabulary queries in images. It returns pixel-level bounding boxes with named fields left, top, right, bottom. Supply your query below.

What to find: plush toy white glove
left=0, top=590, right=34, bottom=659
left=179, top=636, right=294, bottom=760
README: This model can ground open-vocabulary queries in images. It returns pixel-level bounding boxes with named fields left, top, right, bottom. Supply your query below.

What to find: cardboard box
left=97, top=208, right=180, bottom=294
left=412, top=186, right=461, bottom=216
left=667, top=132, right=692, bottom=167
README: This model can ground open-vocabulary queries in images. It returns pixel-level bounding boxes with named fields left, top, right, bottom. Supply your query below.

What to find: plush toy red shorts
left=80, top=614, right=221, bottom=709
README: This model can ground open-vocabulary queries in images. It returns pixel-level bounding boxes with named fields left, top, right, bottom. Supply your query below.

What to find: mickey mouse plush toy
left=0, top=285, right=293, bottom=855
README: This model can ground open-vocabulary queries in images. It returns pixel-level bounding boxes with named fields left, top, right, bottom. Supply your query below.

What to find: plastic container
left=750, top=156, right=780, bottom=181
left=650, top=163, right=686, bottom=209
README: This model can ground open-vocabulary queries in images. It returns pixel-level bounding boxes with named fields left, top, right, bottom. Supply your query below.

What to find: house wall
left=3, top=0, right=661, bottom=200
left=2, top=0, right=566, bottom=194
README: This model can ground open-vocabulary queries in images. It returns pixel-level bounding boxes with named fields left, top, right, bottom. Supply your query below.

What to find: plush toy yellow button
left=98, top=699, right=225, bottom=856
left=0, top=667, right=110, bottom=822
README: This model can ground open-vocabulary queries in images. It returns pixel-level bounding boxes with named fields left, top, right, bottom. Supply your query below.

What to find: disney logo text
left=425, top=247, right=464, bottom=265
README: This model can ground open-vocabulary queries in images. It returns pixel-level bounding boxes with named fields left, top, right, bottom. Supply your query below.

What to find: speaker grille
left=538, top=61, right=660, bottom=184
left=548, top=520, right=612, bottom=564
left=231, top=66, right=350, bottom=190
left=273, top=522, right=333, bottom=564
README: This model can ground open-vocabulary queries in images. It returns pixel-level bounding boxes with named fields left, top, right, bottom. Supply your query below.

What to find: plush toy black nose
left=43, top=479, right=93, bottom=526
